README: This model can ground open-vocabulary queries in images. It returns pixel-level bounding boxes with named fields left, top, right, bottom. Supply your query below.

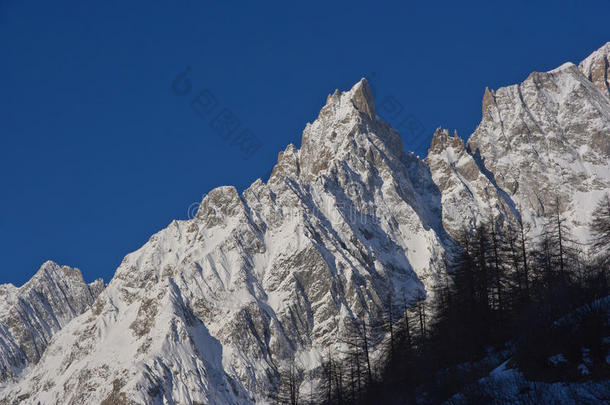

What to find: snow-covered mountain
left=425, top=44, right=610, bottom=243
left=0, top=261, right=103, bottom=384
left=1, top=78, right=452, bottom=405
left=425, top=127, right=517, bottom=239
left=1, top=42, right=609, bottom=404
left=466, top=56, right=610, bottom=242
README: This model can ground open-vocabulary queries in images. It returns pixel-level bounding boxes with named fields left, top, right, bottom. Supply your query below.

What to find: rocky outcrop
left=0, top=261, right=104, bottom=383
left=579, top=42, right=610, bottom=99
left=467, top=54, right=610, bottom=240
left=426, top=128, right=516, bottom=239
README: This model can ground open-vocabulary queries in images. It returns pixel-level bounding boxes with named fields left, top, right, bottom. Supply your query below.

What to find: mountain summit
left=1, top=43, right=609, bottom=404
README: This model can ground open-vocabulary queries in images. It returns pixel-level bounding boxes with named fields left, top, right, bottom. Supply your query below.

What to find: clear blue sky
left=1, top=0, right=608, bottom=285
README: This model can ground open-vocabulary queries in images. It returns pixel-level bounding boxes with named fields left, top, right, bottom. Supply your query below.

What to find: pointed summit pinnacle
left=428, top=127, right=464, bottom=155
left=482, top=87, right=496, bottom=116
left=320, top=78, right=377, bottom=123
left=349, top=78, right=376, bottom=120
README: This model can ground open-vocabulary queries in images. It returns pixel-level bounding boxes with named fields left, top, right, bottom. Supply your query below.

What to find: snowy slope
left=0, top=261, right=104, bottom=384
left=425, top=128, right=517, bottom=239
left=449, top=296, right=610, bottom=404
left=435, top=42, right=610, bottom=242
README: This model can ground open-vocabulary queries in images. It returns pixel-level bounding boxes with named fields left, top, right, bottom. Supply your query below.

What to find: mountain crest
left=428, top=127, right=463, bottom=153
left=195, top=185, right=244, bottom=226
left=298, top=77, right=405, bottom=183
left=348, top=78, right=376, bottom=120
left=481, top=87, right=496, bottom=116
left=323, top=78, right=376, bottom=121
left=0, top=261, right=104, bottom=383
left=579, top=42, right=610, bottom=99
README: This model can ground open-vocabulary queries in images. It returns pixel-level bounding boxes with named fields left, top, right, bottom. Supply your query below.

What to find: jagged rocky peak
left=466, top=43, right=610, bottom=238
left=29, top=260, right=102, bottom=293
left=481, top=86, right=495, bottom=116
left=299, top=78, right=405, bottom=182
left=349, top=77, right=377, bottom=120
left=425, top=127, right=515, bottom=239
left=195, top=185, right=245, bottom=226
left=269, top=143, right=300, bottom=182
left=0, top=261, right=104, bottom=383
left=579, top=41, right=610, bottom=99
left=428, top=127, right=464, bottom=154
left=472, top=43, right=610, bottom=161
left=13, top=260, right=104, bottom=308
left=468, top=50, right=610, bottom=170
left=323, top=78, right=376, bottom=121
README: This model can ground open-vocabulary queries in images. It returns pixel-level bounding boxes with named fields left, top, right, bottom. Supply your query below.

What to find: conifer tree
left=590, top=193, right=610, bottom=257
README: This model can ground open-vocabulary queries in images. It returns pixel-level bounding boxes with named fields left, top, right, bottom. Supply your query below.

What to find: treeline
left=273, top=195, right=610, bottom=404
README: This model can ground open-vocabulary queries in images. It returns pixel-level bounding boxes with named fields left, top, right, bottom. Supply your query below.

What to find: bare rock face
left=426, top=47, right=610, bottom=243
left=349, top=78, right=376, bottom=120
left=0, top=261, right=104, bottom=383
left=1, top=44, right=610, bottom=404
left=579, top=42, right=610, bottom=99
left=426, top=128, right=516, bottom=239
left=466, top=56, right=610, bottom=240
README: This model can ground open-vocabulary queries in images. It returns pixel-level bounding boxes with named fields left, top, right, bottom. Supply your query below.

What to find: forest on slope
left=274, top=194, right=610, bottom=404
